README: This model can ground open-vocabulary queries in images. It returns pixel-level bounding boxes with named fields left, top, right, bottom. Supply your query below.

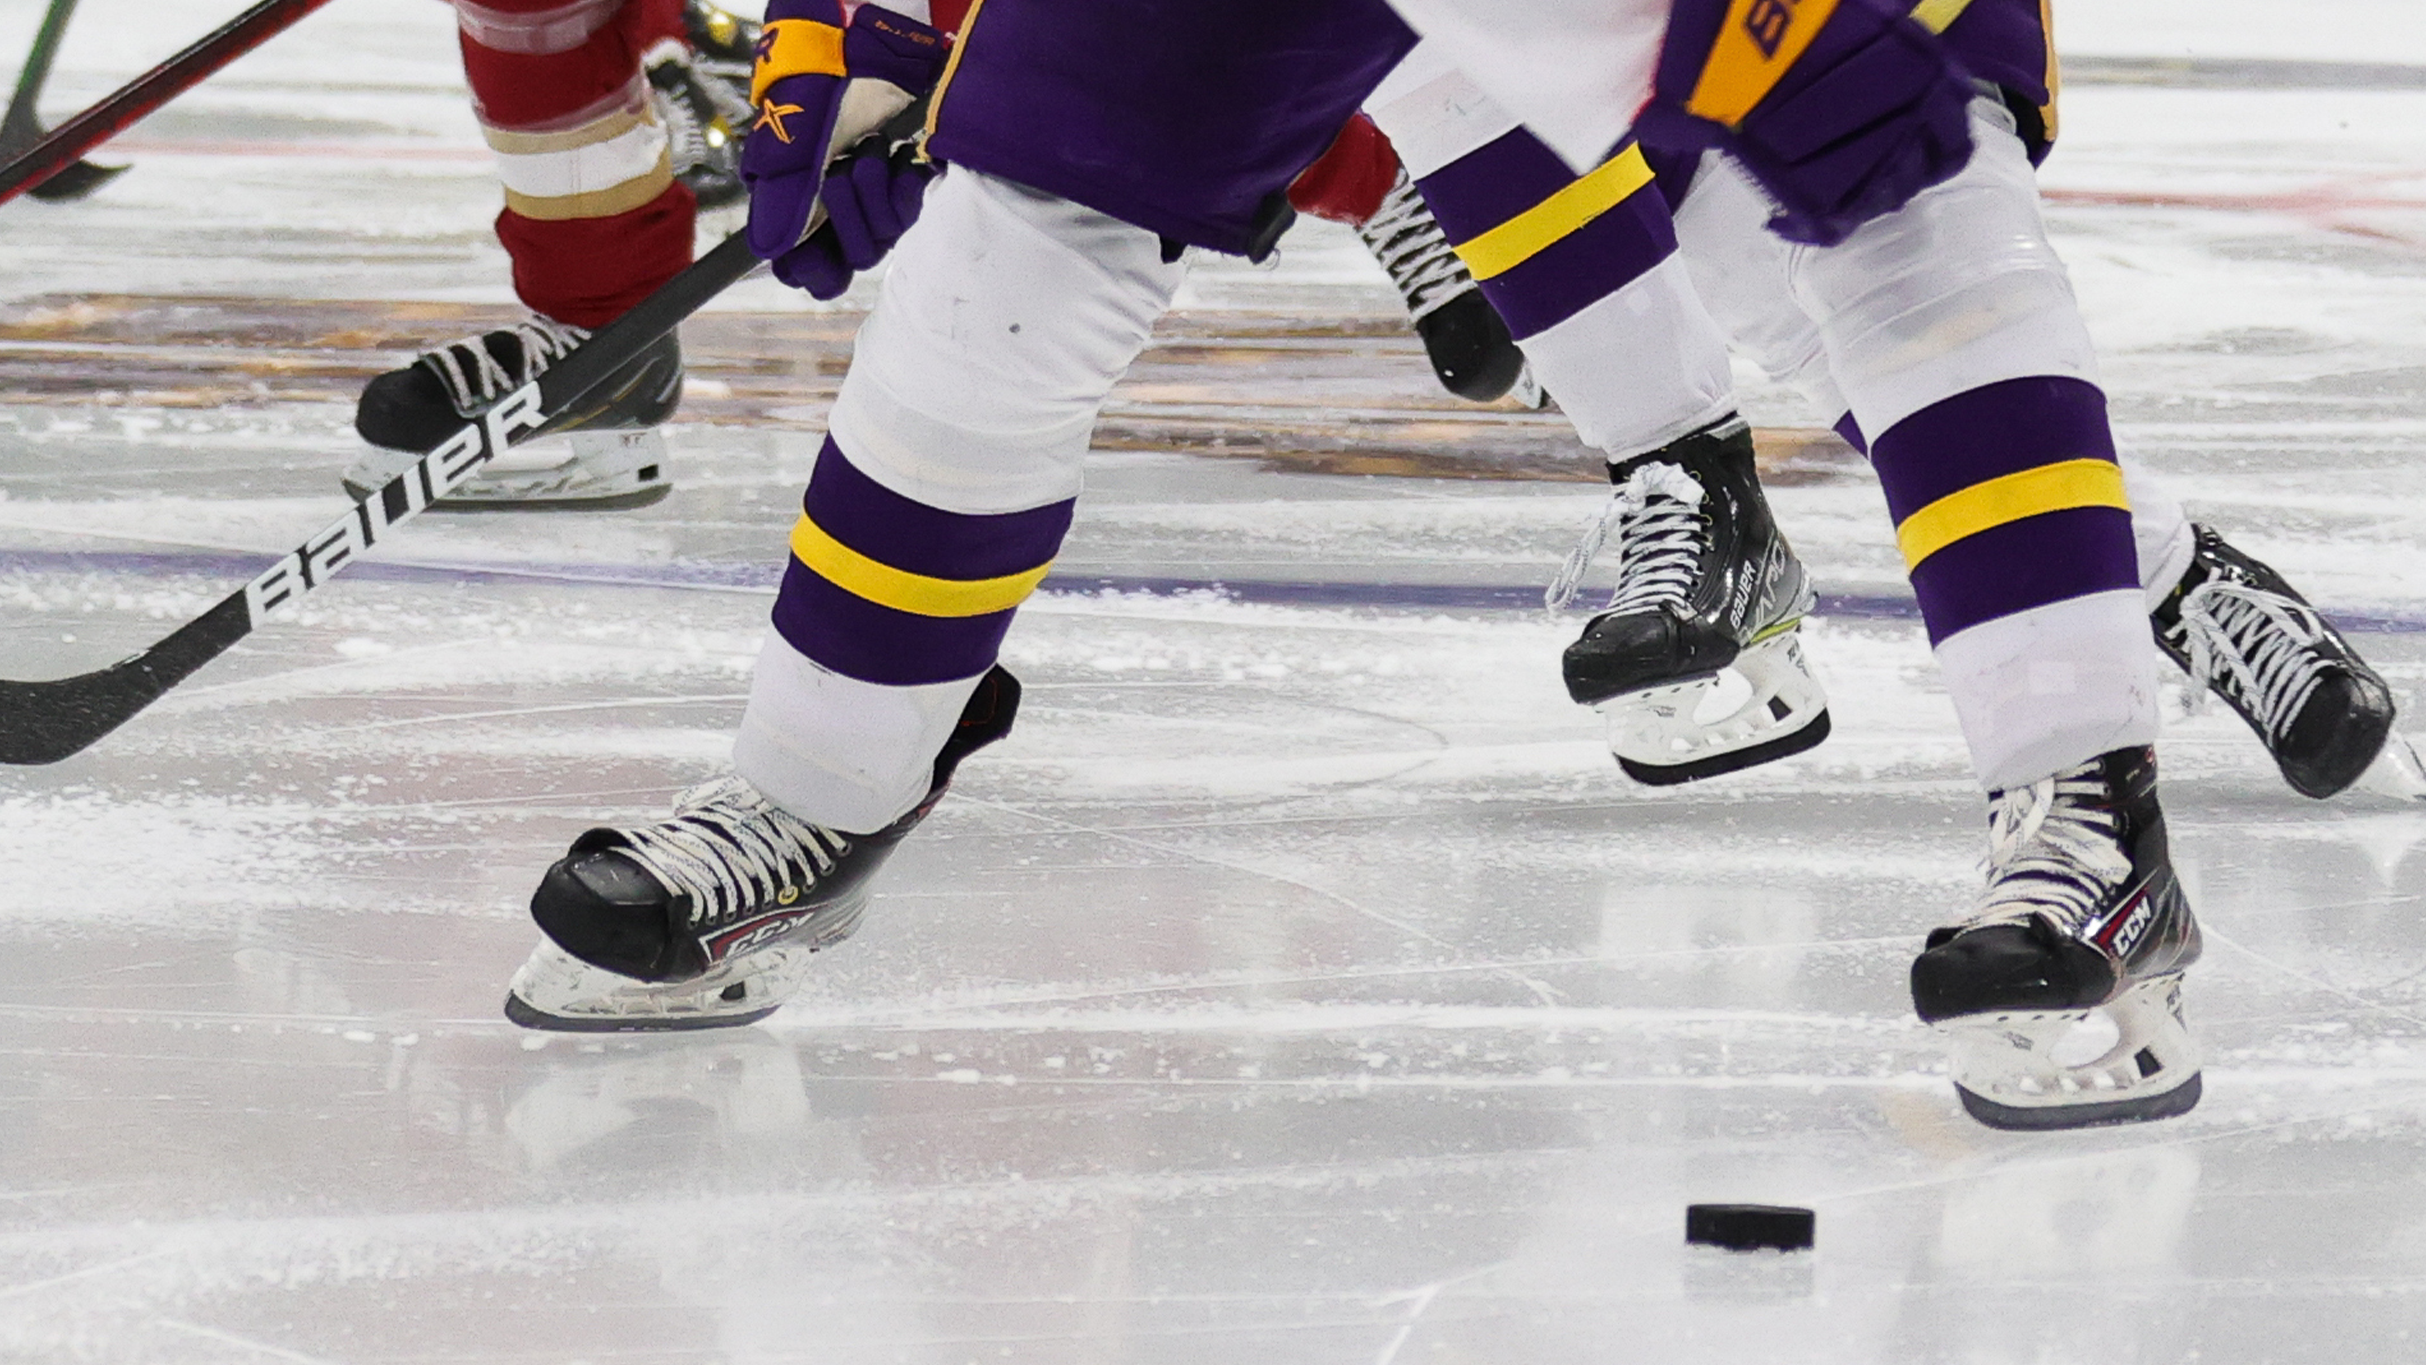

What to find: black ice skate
left=1549, top=416, right=1828, bottom=784
left=1356, top=171, right=1541, bottom=406
left=504, top=667, right=1021, bottom=1031
left=648, top=4, right=756, bottom=210
left=1911, top=746, right=2204, bottom=1131
left=348, top=317, right=683, bottom=510
left=2153, top=524, right=2409, bottom=799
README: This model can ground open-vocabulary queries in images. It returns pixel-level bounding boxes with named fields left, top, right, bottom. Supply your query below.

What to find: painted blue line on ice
left=7, top=547, right=2426, bottom=634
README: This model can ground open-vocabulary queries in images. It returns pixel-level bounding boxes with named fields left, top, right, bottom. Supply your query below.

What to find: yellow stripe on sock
left=1454, top=144, right=1657, bottom=282
left=1685, top=0, right=1844, bottom=127
left=751, top=18, right=847, bottom=107
left=788, top=514, right=1049, bottom=618
left=1896, top=458, right=2130, bottom=570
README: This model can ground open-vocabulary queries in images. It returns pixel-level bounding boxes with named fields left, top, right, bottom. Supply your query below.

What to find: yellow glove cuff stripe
left=1908, top=0, right=1975, bottom=35
left=1684, top=0, right=1845, bottom=128
left=1454, top=144, right=1657, bottom=281
left=1895, top=459, right=2130, bottom=570
left=751, top=19, right=846, bottom=108
left=788, top=514, right=1051, bottom=618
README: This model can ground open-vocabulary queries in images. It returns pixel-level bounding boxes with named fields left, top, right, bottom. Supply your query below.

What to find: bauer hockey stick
left=0, top=229, right=763, bottom=765
left=0, top=94, right=932, bottom=764
left=0, top=0, right=124, bottom=200
left=0, top=0, right=335, bottom=205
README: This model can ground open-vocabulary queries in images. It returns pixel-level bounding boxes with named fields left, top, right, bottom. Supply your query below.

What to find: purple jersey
left=924, top=0, right=1415, bottom=256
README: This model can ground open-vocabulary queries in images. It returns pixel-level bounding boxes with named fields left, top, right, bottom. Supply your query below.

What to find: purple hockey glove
left=770, top=139, right=940, bottom=299
left=1634, top=0, right=1975, bottom=247
left=741, top=1, right=949, bottom=264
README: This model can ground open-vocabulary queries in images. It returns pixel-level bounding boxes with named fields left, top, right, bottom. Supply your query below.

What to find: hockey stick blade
left=0, top=0, right=333, bottom=206
left=0, top=0, right=123, bottom=199
left=0, top=231, right=764, bottom=765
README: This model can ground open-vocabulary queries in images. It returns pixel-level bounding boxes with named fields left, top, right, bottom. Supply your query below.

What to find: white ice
left=4, top=2, right=2426, bottom=1361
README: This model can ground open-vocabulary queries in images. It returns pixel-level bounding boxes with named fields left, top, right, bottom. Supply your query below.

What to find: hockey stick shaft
left=0, top=231, right=763, bottom=765
left=0, top=0, right=333, bottom=205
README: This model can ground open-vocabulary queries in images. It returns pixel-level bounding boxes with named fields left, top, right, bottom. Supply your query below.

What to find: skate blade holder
left=465, top=429, right=670, bottom=503
left=505, top=888, right=871, bottom=1033
left=2352, top=732, right=2426, bottom=802
left=1940, top=975, right=2203, bottom=1130
left=1599, top=632, right=1830, bottom=785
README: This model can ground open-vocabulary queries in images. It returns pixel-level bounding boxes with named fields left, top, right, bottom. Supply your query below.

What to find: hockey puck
left=1685, top=1204, right=1814, bottom=1252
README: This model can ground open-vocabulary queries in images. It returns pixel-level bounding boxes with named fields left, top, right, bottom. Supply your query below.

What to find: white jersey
left=1377, top=0, right=1668, bottom=173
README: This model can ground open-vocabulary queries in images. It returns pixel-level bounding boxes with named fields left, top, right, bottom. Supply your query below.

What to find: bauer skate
left=2154, top=524, right=2410, bottom=799
left=1549, top=416, right=1829, bottom=784
left=505, top=667, right=1021, bottom=1032
left=1911, top=746, right=2205, bottom=1130
left=1356, top=170, right=1540, bottom=406
left=348, top=318, right=683, bottom=510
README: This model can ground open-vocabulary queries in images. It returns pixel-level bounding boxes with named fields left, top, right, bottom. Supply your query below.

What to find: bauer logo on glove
left=740, top=1, right=951, bottom=262
left=1633, top=0, right=1974, bottom=247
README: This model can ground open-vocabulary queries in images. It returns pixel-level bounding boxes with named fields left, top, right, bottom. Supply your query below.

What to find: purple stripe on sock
left=802, top=438, right=1073, bottom=580
left=1475, top=191, right=1677, bottom=339
left=1415, top=128, right=1591, bottom=246
left=1869, top=377, right=2117, bottom=524
left=771, top=559, right=1015, bottom=686
left=1908, top=507, right=2140, bottom=644
left=1832, top=411, right=1869, bottom=456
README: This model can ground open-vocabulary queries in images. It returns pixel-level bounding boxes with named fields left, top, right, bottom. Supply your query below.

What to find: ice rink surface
left=5, top=2, right=2426, bottom=1361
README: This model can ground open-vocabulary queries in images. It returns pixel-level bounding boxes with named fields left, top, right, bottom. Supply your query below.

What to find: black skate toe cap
left=1414, top=292, right=1525, bottom=404
left=531, top=849, right=691, bottom=983
left=1563, top=611, right=1736, bottom=705
left=1911, top=923, right=2115, bottom=1023
left=2280, top=669, right=2397, bottom=799
left=354, top=365, right=464, bottom=453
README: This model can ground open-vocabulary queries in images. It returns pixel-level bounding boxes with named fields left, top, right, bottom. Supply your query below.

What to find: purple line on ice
left=8, top=547, right=2426, bottom=633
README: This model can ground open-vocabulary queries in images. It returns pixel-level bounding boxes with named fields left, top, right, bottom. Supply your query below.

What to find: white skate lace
left=1355, top=172, right=1474, bottom=323
left=651, top=76, right=713, bottom=175
left=419, top=317, right=590, bottom=415
left=2172, top=577, right=2328, bottom=742
left=1969, top=762, right=2132, bottom=935
left=614, top=776, right=848, bottom=931
left=1544, top=461, right=1708, bottom=616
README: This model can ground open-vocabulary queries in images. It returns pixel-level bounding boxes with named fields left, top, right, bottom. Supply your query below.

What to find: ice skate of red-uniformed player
left=337, top=0, right=766, bottom=509
left=341, top=1, right=1529, bottom=515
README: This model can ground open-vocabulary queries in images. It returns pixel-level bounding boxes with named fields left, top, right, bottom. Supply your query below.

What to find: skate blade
left=1939, top=975, right=2202, bottom=1131
left=343, top=430, right=671, bottom=512
left=2349, top=733, right=2426, bottom=802
left=1957, top=1072, right=2203, bottom=1131
left=344, top=478, right=674, bottom=514
left=1601, top=632, right=1829, bottom=785
left=503, top=988, right=781, bottom=1033
left=1619, top=709, right=1831, bottom=785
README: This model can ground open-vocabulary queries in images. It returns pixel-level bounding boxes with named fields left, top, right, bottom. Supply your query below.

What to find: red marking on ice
left=2043, top=170, right=2426, bottom=250
left=109, top=140, right=490, bottom=163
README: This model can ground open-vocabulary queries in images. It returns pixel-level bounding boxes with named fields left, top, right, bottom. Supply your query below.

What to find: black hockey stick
left=0, top=230, right=763, bottom=764
left=0, top=0, right=335, bottom=206
left=0, top=0, right=124, bottom=200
